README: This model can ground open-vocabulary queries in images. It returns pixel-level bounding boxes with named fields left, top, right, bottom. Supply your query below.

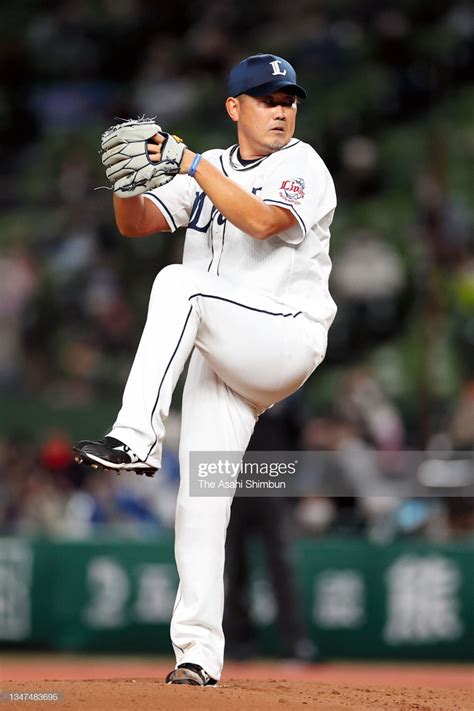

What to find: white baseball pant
left=109, top=264, right=327, bottom=679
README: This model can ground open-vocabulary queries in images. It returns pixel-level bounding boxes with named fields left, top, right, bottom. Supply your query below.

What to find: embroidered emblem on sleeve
left=279, top=178, right=305, bottom=204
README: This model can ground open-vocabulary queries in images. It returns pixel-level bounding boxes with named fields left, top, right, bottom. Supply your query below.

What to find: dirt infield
left=1, top=655, right=473, bottom=710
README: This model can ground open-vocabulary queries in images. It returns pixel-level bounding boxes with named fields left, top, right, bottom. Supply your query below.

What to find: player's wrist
left=179, top=149, right=196, bottom=175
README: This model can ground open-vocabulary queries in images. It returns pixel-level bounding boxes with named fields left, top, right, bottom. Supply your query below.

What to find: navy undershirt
left=236, top=148, right=260, bottom=166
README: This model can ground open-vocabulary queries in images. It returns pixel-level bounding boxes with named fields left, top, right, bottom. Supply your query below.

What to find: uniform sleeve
left=143, top=174, right=195, bottom=232
left=261, top=144, right=337, bottom=245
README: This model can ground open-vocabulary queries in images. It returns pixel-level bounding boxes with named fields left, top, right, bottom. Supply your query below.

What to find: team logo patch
left=279, top=178, right=305, bottom=204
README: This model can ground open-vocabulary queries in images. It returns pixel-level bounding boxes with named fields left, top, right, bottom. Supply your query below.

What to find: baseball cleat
left=165, top=663, right=217, bottom=687
left=73, top=436, right=157, bottom=477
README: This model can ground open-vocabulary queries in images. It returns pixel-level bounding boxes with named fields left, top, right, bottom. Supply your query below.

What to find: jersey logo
left=270, top=60, right=287, bottom=77
left=279, top=178, right=305, bottom=204
left=189, top=190, right=226, bottom=232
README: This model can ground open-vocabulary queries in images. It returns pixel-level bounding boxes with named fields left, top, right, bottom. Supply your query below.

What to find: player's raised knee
left=151, top=264, right=187, bottom=292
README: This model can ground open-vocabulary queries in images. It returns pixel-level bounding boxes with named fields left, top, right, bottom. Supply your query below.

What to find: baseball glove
left=100, top=117, right=187, bottom=198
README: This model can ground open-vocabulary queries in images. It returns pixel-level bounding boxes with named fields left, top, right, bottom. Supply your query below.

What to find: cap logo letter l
left=269, top=60, right=287, bottom=76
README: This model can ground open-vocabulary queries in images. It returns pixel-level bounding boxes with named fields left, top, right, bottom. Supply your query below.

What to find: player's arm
left=113, top=194, right=171, bottom=237
left=113, top=133, right=297, bottom=240
left=142, top=135, right=296, bottom=240
left=179, top=151, right=297, bottom=240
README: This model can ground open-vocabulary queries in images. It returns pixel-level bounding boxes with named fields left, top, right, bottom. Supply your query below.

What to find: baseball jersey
left=143, top=138, right=337, bottom=330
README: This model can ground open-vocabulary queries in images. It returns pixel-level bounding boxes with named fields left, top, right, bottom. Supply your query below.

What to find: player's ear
left=226, top=97, right=239, bottom=123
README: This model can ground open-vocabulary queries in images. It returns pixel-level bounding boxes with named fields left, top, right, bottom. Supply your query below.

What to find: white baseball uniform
left=108, top=137, right=337, bottom=679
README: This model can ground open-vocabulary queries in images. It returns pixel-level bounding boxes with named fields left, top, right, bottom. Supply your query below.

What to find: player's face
left=227, top=91, right=298, bottom=158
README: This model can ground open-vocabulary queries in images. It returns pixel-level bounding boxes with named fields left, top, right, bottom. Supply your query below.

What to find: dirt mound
left=1, top=678, right=473, bottom=711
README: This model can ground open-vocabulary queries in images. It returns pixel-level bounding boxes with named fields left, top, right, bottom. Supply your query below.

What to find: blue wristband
left=188, top=153, right=202, bottom=177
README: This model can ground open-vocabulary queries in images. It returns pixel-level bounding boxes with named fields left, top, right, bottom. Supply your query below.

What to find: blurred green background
left=0, top=0, right=473, bottom=536
left=1, top=0, right=473, bottom=663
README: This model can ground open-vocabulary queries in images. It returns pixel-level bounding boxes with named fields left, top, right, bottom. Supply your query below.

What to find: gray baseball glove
left=100, top=117, right=187, bottom=198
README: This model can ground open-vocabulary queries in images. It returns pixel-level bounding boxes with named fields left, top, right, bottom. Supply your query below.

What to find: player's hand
left=147, top=134, right=165, bottom=162
left=149, top=134, right=194, bottom=176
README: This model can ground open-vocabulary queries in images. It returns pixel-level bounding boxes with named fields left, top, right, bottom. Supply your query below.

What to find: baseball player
left=74, top=53, right=337, bottom=686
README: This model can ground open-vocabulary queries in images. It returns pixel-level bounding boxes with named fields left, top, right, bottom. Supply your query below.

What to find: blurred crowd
left=1, top=0, right=473, bottom=538
left=1, top=367, right=473, bottom=540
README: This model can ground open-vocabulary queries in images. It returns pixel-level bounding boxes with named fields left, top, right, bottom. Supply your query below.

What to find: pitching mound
left=1, top=678, right=473, bottom=711
left=1, top=657, right=473, bottom=710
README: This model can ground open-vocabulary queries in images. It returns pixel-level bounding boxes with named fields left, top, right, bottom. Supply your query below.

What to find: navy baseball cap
left=228, top=53, right=307, bottom=100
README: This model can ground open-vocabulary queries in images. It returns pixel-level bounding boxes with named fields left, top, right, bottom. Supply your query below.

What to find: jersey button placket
left=209, top=213, right=222, bottom=275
